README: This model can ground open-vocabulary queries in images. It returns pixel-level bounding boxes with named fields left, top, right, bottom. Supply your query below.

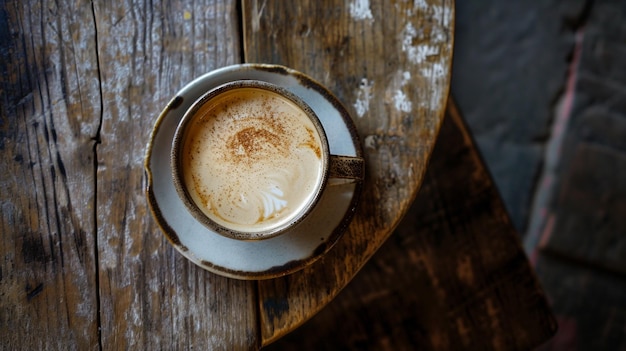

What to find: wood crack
left=90, top=1, right=104, bottom=350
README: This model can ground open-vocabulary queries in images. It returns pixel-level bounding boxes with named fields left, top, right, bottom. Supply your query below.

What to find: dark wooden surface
left=265, top=99, right=558, bottom=351
left=1, top=0, right=454, bottom=349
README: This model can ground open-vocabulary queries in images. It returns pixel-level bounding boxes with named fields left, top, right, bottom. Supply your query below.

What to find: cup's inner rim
left=171, top=80, right=332, bottom=240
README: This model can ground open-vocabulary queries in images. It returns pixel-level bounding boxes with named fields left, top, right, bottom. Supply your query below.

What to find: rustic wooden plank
left=265, top=99, right=558, bottom=351
left=241, top=0, right=454, bottom=345
left=0, top=0, right=101, bottom=349
left=92, top=0, right=259, bottom=350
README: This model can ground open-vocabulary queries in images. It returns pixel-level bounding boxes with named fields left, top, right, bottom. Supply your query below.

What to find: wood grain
left=1, top=0, right=456, bottom=349
left=1, top=0, right=260, bottom=349
left=241, top=0, right=454, bottom=345
left=92, top=0, right=258, bottom=350
left=0, top=0, right=101, bottom=349
left=266, top=99, right=558, bottom=351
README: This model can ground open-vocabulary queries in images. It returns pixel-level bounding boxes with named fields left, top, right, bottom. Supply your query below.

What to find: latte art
left=181, top=87, right=324, bottom=234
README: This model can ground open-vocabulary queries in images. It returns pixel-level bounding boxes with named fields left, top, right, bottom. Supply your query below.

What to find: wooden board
left=241, top=0, right=454, bottom=345
left=92, top=1, right=259, bottom=350
left=0, top=1, right=100, bottom=349
left=265, top=99, right=558, bottom=351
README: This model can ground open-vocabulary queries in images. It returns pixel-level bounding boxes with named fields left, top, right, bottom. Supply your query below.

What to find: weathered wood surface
left=1, top=0, right=259, bottom=350
left=1, top=0, right=454, bottom=349
left=1, top=1, right=101, bottom=349
left=266, top=99, right=558, bottom=350
left=93, top=1, right=260, bottom=350
left=241, top=0, right=454, bottom=345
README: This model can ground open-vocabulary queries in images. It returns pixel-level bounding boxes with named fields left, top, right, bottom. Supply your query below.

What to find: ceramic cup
left=171, top=80, right=364, bottom=241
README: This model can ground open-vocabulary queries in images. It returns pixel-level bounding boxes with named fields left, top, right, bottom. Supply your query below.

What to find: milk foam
left=182, top=88, right=324, bottom=233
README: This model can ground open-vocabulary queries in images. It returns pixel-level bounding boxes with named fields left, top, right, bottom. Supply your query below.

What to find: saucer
left=145, top=64, right=363, bottom=280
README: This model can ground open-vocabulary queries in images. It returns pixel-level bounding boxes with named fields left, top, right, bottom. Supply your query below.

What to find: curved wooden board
left=241, top=0, right=455, bottom=345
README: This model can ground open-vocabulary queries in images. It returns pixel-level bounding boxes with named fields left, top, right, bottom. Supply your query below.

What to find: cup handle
left=329, top=155, right=365, bottom=181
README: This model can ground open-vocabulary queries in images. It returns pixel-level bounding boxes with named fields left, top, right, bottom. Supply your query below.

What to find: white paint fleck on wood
left=251, top=0, right=267, bottom=32
left=353, top=78, right=374, bottom=118
left=100, top=236, right=118, bottom=270
left=388, top=71, right=413, bottom=113
left=402, top=22, right=440, bottom=65
left=421, top=62, right=445, bottom=79
left=349, top=0, right=374, bottom=21
left=414, top=0, right=429, bottom=9
left=393, top=90, right=413, bottom=113
left=364, top=135, right=376, bottom=150
left=398, top=1, right=452, bottom=113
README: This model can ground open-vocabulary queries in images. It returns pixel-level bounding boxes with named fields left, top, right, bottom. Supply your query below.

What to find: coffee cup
left=171, top=80, right=364, bottom=241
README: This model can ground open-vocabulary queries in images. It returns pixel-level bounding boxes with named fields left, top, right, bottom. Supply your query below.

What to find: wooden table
left=0, top=1, right=555, bottom=350
left=267, top=100, right=559, bottom=350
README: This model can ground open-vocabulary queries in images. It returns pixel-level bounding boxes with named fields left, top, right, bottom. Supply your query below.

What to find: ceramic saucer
left=145, top=64, right=363, bottom=280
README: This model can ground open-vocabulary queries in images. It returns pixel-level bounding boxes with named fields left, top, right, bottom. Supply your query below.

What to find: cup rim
left=171, top=79, right=331, bottom=241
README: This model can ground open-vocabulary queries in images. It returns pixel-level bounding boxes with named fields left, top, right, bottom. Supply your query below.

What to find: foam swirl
left=182, top=87, right=323, bottom=233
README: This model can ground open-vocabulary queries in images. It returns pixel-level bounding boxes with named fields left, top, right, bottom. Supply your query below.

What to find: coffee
left=180, top=87, right=325, bottom=234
